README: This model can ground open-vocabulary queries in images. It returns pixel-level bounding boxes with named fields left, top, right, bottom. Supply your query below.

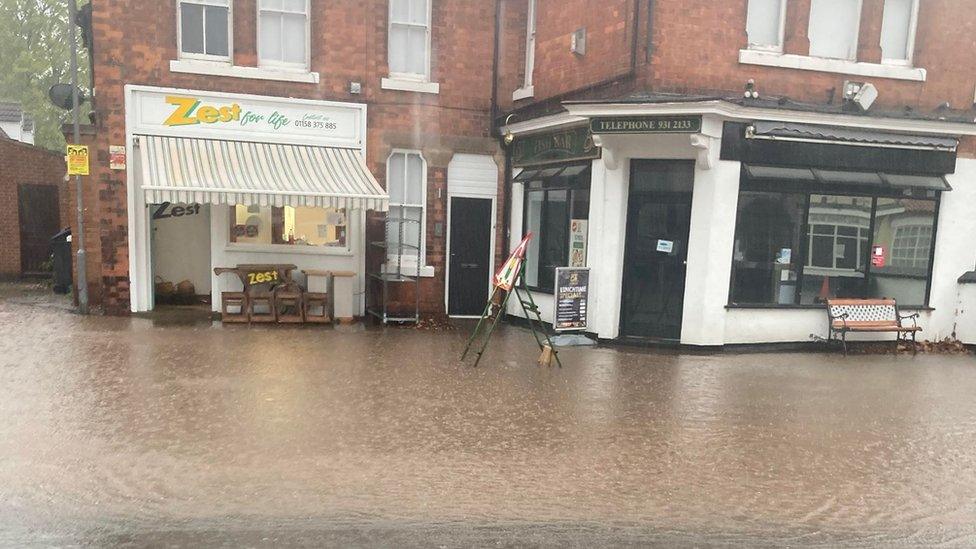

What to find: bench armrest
left=899, top=312, right=919, bottom=328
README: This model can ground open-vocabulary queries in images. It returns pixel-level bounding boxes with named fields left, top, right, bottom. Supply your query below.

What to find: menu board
left=554, top=267, right=590, bottom=332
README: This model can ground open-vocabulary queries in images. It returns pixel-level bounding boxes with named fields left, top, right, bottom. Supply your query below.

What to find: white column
left=588, top=155, right=630, bottom=339
left=680, top=156, right=741, bottom=346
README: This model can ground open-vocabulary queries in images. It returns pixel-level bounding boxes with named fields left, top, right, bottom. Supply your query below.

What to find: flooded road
left=1, top=285, right=976, bottom=547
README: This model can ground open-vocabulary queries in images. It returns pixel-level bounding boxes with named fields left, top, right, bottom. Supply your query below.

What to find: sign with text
left=512, top=126, right=600, bottom=167
left=554, top=267, right=590, bottom=332
left=131, top=87, right=365, bottom=149
left=66, top=145, right=89, bottom=176
left=590, top=115, right=702, bottom=135
left=109, top=145, right=126, bottom=170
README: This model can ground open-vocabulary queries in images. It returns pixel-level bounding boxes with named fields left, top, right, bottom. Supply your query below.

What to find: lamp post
left=67, top=0, right=88, bottom=314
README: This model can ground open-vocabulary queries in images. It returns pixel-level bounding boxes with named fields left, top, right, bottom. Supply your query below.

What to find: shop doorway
left=620, top=160, right=695, bottom=341
left=150, top=203, right=212, bottom=307
left=448, top=196, right=493, bottom=316
left=18, top=184, right=61, bottom=277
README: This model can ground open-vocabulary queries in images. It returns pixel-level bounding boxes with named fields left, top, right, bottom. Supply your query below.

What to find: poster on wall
left=570, top=219, right=588, bottom=267
left=554, top=267, right=590, bottom=332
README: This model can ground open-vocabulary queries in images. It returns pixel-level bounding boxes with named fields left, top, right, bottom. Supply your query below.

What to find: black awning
left=751, top=121, right=959, bottom=151
left=743, top=164, right=951, bottom=193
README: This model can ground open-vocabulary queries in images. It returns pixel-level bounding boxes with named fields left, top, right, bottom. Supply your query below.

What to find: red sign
left=872, top=245, right=886, bottom=268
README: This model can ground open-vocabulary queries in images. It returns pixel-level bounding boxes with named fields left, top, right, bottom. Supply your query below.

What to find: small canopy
left=751, top=121, right=959, bottom=151
left=743, top=164, right=952, bottom=192
left=138, top=135, right=388, bottom=211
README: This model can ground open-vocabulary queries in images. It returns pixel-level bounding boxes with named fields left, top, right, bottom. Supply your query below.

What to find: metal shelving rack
left=367, top=215, right=422, bottom=324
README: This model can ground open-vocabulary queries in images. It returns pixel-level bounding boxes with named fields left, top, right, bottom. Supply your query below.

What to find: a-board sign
left=554, top=267, right=589, bottom=331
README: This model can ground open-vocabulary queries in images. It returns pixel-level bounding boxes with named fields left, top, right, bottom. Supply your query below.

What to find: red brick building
left=75, top=0, right=504, bottom=317
left=496, top=0, right=976, bottom=346
left=0, top=136, right=68, bottom=278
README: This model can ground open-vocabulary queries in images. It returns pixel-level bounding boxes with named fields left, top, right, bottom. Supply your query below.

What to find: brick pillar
left=857, top=0, right=885, bottom=63
left=783, top=0, right=812, bottom=56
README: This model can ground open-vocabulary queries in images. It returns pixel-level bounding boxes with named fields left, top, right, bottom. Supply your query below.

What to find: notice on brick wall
left=109, top=145, right=126, bottom=170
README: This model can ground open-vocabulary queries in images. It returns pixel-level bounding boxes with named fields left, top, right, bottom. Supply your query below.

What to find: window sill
left=382, top=263, right=435, bottom=278
left=738, top=49, right=927, bottom=82
left=380, top=77, right=440, bottom=94
left=513, top=86, right=534, bottom=101
left=224, top=243, right=352, bottom=256
left=170, top=59, right=321, bottom=83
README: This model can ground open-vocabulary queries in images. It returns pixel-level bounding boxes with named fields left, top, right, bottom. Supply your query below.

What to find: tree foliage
left=0, top=0, right=90, bottom=151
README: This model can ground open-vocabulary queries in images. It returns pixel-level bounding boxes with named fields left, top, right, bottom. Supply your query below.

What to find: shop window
left=229, top=205, right=348, bottom=249
left=880, top=0, right=918, bottom=64
left=521, top=165, right=591, bottom=293
left=746, top=0, right=786, bottom=52
left=808, top=0, right=862, bottom=60
left=388, top=0, right=432, bottom=80
left=730, top=186, right=938, bottom=308
left=179, top=0, right=231, bottom=60
left=258, top=0, right=310, bottom=69
left=386, top=151, right=427, bottom=266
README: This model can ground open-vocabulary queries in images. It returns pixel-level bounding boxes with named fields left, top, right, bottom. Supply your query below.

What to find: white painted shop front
left=124, top=85, right=387, bottom=315
left=503, top=101, right=976, bottom=347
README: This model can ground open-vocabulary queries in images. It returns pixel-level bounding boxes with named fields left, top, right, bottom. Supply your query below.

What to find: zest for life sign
left=130, top=87, right=364, bottom=149
left=66, top=145, right=89, bottom=176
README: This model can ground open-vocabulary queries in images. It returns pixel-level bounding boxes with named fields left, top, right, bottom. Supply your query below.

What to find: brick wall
left=0, top=138, right=68, bottom=277
left=505, top=0, right=976, bottom=121
left=80, top=0, right=504, bottom=315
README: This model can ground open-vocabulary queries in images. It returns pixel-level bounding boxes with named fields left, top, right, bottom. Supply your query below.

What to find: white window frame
left=177, top=0, right=234, bottom=64
left=387, top=0, right=433, bottom=82
left=385, top=150, right=433, bottom=275
left=807, top=0, right=864, bottom=61
left=257, top=0, right=311, bottom=72
left=745, top=0, right=788, bottom=53
left=513, top=0, right=537, bottom=100
left=880, top=0, right=920, bottom=67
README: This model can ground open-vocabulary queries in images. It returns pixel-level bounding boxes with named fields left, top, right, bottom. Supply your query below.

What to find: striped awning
left=137, top=135, right=388, bottom=211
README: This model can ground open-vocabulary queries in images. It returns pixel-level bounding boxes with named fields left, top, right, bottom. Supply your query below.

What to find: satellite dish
left=48, top=84, right=87, bottom=111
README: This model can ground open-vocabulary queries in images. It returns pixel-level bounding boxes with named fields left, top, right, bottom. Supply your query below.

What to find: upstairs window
left=523, top=0, right=537, bottom=88
left=388, top=0, right=432, bottom=80
left=258, top=0, right=310, bottom=69
left=880, top=0, right=918, bottom=64
left=179, top=0, right=231, bottom=60
left=386, top=151, right=427, bottom=264
left=746, top=0, right=786, bottom=52
left=808, top=0, right=863, bottom=60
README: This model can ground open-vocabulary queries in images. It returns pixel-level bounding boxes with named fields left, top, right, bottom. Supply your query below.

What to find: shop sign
left=570, top=219, right=588, bottom=267
left=131, top=87, right=364, bottom=149
left=109, top=145, right=126, bottom=170
left=152, top=202, right=201, bottom=220
left=512, top=126, right=600, bottom=167
left=656, top=239, right=675, bottom=254
left=554, top=267, right=590, bottom=331
left=66, top=144, right=89, bottom=176
left=590, top=115, right=702, bottom=135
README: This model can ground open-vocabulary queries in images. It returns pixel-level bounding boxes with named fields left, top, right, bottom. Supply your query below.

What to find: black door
left=18, top=184, right=61, bottom=276
left=620, top=161, right=695, bottom=340
left=448, top=197, right=493, bottom=316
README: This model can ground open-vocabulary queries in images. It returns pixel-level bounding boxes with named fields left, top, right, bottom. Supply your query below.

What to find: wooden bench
left=826, top=298, right=921, bottom=355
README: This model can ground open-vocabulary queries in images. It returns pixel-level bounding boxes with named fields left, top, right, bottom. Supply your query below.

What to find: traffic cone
left=818, top=276, right=831, bottom=302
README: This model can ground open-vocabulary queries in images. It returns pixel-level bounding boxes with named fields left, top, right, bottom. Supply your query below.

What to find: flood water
left=1, top=284, right=976, bottom=547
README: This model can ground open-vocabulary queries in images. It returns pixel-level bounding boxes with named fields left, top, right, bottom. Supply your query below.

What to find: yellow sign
left=163, top=95, right=241, bottom=127
left=66, top=145, right=89, bottom=176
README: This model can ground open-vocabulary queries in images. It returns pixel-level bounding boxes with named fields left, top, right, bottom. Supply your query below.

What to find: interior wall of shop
left=150, top=204, right=212, bottom=295
left=209, top=207, right=365, bottom=316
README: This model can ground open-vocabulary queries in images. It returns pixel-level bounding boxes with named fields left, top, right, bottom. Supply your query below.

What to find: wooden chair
left=303, top=292, right=331, bottom=323
left=248, top=289, right=277, bottom=323
left=274, top=283, right=305, bottom=324
left=220, top=291, right=249, bottom=323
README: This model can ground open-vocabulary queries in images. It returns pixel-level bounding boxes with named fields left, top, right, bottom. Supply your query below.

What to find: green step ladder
left=460, top=263, right=562, bottom=368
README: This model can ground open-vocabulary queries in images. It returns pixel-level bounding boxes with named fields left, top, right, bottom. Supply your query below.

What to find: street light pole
left=67, top=0, right=88, bottom=314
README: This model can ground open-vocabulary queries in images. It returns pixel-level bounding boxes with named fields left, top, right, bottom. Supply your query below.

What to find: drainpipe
left=490, top=0, right=514, bottom=256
